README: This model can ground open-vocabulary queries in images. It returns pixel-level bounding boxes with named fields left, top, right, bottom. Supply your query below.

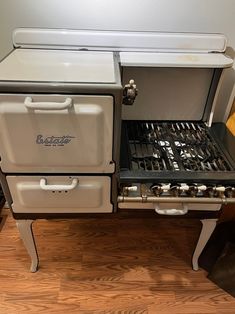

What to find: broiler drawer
left=0, top=94, right=114, bottom=173
left=7, top=176, right=112, bottom=213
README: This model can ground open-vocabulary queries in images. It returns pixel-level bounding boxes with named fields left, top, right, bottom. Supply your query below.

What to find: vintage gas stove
left=0, top=29, right=234, bottom=272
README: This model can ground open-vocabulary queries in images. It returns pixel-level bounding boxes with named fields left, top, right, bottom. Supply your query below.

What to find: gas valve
left=123, top=79, right=138, bottom=105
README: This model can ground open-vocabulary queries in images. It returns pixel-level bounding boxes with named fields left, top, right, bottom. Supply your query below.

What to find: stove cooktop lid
left=0, top=49, right=116, bottom=84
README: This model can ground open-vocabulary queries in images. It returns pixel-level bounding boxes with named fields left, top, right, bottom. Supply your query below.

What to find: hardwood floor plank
left=0, top=301, right=81, bottom=314
left=0, top=277, right=60, bottom=294
left=175, top=289, right=235, bottom=303
left=60, top=280, right=177, bottom=292
left=58, top=291, right=175, bottom=311
left=0, top=212, right=234, bottom=313
left=148, top=301, right=216, bottom=313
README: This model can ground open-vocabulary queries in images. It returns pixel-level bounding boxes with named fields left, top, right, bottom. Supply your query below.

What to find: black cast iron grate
left=127, top=121, right=231, bottom=172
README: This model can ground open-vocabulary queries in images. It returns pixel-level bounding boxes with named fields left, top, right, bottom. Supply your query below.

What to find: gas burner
left=130, top=141, right=179, bottom=171
left=127, top=121, right=232, bottom=172
left=169, top=122, right=207, bottom=145
left=181, top=159, right=202, bottom=172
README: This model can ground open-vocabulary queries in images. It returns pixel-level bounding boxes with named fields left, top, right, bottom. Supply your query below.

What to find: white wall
left=1, top=0, right=235, bottom=54
left=0, top=0, right=234, bottom=120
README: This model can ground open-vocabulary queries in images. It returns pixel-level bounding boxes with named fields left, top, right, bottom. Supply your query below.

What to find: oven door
left=0, top=94, right=114, bottom=173
left=7, top=175, right=112, bottom=213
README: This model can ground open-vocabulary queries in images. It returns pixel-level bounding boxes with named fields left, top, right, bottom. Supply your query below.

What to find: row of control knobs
left=150, top=183, right=235, bottom=198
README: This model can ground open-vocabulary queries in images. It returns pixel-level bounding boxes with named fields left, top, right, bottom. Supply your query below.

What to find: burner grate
left=127, top=121, right=231, bottom=172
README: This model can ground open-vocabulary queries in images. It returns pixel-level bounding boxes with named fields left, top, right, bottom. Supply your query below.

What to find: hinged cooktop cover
left=0, top=49, right=116, bottom=83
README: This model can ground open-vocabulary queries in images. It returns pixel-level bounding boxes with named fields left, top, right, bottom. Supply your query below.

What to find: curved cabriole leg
left=16, top=220, right=39, bottom=272
left=192, top=218, right=217, bottom=271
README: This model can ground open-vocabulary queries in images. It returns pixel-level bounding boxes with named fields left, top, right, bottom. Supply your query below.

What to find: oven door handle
left=24, top=97, right=72, bottom=110
left=154, top=203, right=188, bottom=215
left=40, top=178, right=78, bottom=191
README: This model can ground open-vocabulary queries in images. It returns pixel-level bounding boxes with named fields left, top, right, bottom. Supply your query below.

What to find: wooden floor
left=0, top=209, right=235, bottom=314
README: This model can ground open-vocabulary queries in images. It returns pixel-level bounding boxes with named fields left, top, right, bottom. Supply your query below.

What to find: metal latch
left=123, top=79, right=138, bottom=105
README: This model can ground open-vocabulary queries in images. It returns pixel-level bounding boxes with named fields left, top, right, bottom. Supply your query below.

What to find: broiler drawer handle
left=155, top=203, right=188, bottom=215
left=40, top=178, right=78, bottom=191
left=24, top=97, right=72, bottom=110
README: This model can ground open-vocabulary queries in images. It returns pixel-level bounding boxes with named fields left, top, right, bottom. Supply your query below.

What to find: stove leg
left=192, top=218, right=217, bottom=271
left=16, top=220, right=39, bottom=272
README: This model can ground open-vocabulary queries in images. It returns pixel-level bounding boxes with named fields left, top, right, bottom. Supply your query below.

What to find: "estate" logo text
left=36, top=135, right=75, bottom=146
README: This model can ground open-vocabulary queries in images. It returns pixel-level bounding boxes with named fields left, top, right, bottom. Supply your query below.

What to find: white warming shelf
left=120, top=52, right=233, bottom=68
left=0, top=49, right=116, bottom=83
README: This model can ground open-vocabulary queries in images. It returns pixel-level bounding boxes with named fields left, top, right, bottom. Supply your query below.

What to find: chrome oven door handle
left=40, top=178, right=79, bottom=191
left=154, top=203, right=188, bottom=215
left=24, top=97, right=72, bottom=110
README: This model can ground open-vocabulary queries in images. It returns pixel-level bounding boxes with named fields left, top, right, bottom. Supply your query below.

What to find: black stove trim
left=210, top=123, right=235, bottom=169
left=120, top=169, right=235, bottom=184
left=12, top=209, right=221, bottom=220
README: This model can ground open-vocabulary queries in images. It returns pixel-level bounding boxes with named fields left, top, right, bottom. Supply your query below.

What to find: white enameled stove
left=0, top=29, right=234, bottom=272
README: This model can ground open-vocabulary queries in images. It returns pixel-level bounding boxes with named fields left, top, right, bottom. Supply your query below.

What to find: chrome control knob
left=214, top=186, right=225, bottom=198
left=124, top=186, right=138, bottom=192
left=224, top=187, right=234, bottom=198
left=179, top=183, right=189, bottom=191
left=161, top=184, right=170, bottom=192
left=150, top=183, right=170, bottom=196
left=205, top=187, right=215, bottom=198
left=125, top=185, right=138, bottom=192
left=122, top=185, right=138, bottom=197
left=186, top=185, right=198, bottom=197
left=150, top=185, right=163, bottom=196
left=197, top=185, right=207, bottom=192
left=170, top=185, right=182, bottom=197
left=214, top=186, right=225, bottom=192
